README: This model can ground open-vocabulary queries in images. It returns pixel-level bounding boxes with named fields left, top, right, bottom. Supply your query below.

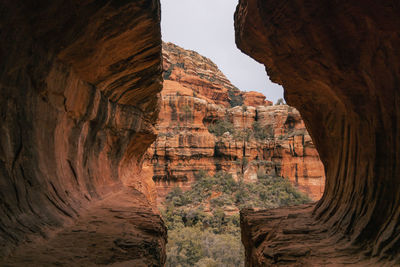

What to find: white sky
left=160, top=0, right=284, bottom=103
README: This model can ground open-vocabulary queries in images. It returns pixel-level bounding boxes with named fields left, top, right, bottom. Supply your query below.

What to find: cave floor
left=241, top=204, right=392, bottom=266
left=1, top=188, right=166, bottom=267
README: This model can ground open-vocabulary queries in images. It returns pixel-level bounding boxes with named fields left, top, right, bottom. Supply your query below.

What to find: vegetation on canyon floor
left=162, top=170, right=311, bottom=267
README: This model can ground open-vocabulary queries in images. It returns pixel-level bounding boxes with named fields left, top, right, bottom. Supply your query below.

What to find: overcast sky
left=160, top=0, right=284, bottom=103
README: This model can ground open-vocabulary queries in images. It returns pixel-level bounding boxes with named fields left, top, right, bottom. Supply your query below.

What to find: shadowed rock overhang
left=0, top=0, right=166, bottom=265
left=235, top=0, right=400, bottom=265
left=1, top=0, right=399, bottom=266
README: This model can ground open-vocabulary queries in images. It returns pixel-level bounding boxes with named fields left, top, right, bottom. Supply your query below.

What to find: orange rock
left=162, top=42, right=235, bottom=107
left=0, top=1, right=165, bottom=264
left=144, top=43, right=325, bottom=204
left=242, top=91, right=272, bottom=107
left=235, top=0, right=400, bottom=265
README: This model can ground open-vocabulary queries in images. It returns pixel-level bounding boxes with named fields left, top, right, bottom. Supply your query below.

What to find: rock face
left=162, top=42, right=236, bottom=107
left=235, top=0, right=400, bottom=265
left=144, top=42, right=325, bottom=202
left=242, top=91, right=273, bottom=107
left=0, top=0, right=166, bottom=265
left=4, top=1, right=396, bottom=264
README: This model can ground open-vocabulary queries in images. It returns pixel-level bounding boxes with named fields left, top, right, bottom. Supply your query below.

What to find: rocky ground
left=2, top=187, right=166, bottom=267
left=241, top=205, right=391, bottom=266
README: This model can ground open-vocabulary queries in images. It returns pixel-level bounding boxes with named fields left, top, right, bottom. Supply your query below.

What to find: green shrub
left=252, top=121, right=274, bottom=140
left=166, top=187, right=189, bottom=206
left=208, top=119, right=235, bottom=136
left=210, top=194, right=234, bottom=208
left=275, top=98, right=285, bottom=105
left=163, top=65, right=174, bottom=80
left=162, top=170, right=311, bottom=266
left=176, top=62, right=185, bottom=69
left=228, top=88, right=243, bottom=107
left=166, top=227, right=244, bottom=267
left=233, top=128, right=253, bottom=141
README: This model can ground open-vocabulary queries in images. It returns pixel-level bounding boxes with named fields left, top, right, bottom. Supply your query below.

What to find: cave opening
left=147, top=0, right=325, bottom=265
left=1, top=0, right=399, bottom=266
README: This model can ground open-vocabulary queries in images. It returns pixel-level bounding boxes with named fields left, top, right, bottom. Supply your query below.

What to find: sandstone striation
left=144, top=42, right=325, bottom=202
left=3, top=0, right=396, bottom=264
left=0, top=0, right=166, bottom=265
left=235, top=0, right=400, bottom=265
left=2, top=188, right=167, bottom=266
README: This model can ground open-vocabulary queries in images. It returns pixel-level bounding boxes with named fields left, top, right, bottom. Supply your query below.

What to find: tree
left=162, top=170, right=311, bottom=266
left=275, top=98, right=285, bottom=105
left=208, top=119, right=235, bottom=136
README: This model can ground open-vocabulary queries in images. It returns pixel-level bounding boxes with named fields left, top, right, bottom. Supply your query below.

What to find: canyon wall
left=0, top=1, right=166, bottom=265
left=235, top=0, right=400, bottom=265
left=3, top=0, right=397, bottom=265
left=144, top=42, right=325, bottom=202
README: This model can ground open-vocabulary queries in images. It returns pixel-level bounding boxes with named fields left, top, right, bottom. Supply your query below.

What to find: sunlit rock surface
left=144, top=42, right=325, bottom=203
left=235, top=0, right=400, bottom=265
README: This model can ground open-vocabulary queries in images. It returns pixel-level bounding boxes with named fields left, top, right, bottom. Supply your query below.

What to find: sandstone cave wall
left=235, top=0, right=400, bottom=263
left=0, top=0, right=162, bottom=257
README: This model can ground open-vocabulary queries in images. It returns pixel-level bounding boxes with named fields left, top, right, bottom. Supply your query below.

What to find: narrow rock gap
left=151, top=3, right=326, bottom=262
left=1, top=0, right=398, bottom=266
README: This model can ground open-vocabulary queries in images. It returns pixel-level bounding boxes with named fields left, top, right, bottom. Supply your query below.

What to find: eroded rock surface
left=235, top=0, right=400, bottom=265
left=0, top=0, right=165, bottom=265
left=2, top=188, right=166, bottom=266
left=144, top=43, right=325, bottom=202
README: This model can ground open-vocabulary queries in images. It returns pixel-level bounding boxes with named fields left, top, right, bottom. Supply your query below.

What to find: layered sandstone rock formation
left=0, top=0, right=166, bottom=265
left=144, top=43, right=325, bottom=202
left=2, top=0, right=397, bottom=265
left=235, top=0, right=400, bottom=265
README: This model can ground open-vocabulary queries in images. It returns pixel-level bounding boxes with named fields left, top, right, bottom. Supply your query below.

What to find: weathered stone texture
left=235, top=0, right=400, bottom=265
left=0, top=0, right=166, bottom=265
left=144, top=43, right=325, bottom=202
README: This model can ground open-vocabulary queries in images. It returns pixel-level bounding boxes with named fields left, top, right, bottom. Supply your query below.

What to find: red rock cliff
left=235, top=0, right=400, bottom=265
left=0, top=1, right=166, bottom=265
left=144, top=42, right=325, bottom=202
